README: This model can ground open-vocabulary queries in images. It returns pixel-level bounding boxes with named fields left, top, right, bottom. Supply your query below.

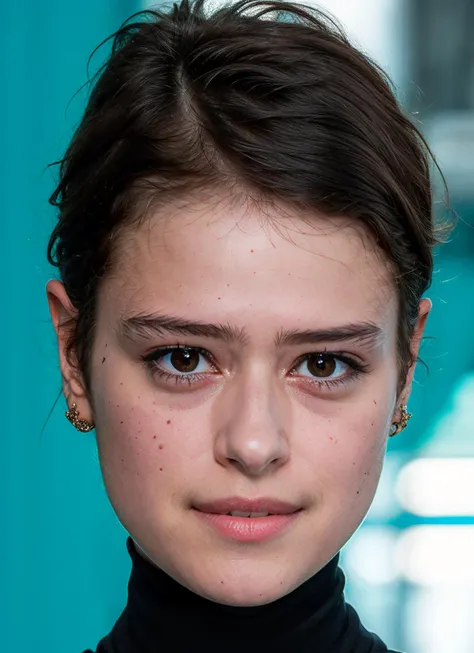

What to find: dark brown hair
left=48, top=0, right=448, bottom=393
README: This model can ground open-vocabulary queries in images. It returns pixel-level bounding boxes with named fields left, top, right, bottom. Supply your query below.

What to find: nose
left=213, top=367, right=291, bottom=477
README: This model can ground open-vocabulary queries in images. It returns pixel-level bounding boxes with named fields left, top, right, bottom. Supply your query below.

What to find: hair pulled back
left=48, top=0, right=447, bottom=392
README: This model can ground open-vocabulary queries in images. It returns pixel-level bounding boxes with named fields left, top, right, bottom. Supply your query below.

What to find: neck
left=110, top=537, right=389, bottom=653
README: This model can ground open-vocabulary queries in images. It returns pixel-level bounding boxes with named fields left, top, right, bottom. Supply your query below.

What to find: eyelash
left=142, top=346, right=218, bottom=387
left=141, top=345, right=370, bottom=392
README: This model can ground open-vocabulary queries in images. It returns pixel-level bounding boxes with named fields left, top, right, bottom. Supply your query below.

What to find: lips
left=192, top=498, right=302, bottom=542
left=193, top=497, right=301, bottom=516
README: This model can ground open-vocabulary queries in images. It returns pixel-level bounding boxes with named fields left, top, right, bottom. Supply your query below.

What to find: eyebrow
left=119, top=313, right=384, bottom=349
left=119, top=314, right=250, bottom=346
left=274, top=323, right=384, bottom=348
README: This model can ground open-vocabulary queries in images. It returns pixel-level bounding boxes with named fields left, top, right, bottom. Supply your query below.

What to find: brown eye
left=170, top=348, right=200, bottom=373
left=306, top=354, right=337, bottom=377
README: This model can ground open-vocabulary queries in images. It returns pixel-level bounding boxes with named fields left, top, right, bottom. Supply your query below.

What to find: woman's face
left=49, top=197, right=429, bottom=606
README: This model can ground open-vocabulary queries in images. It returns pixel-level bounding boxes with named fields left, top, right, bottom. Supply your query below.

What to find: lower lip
left=193, top=509, right=301, bottom=542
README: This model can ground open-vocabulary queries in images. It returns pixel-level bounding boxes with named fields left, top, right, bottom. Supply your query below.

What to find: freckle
left=159, top=444, right=164, bottom=450
left=373, top=400, right=377, bottom=405
left=159, top=467, right=163, bottom=471
left=120, top=382, right=123, bottom=386
left=105, top=344, right=107, bottom=348
left=167, top=420, right=171, bottom=425
left=102, top=357, right=106, bottom=364
left=120, top=421, right=124, bottom=424
left=153, top=435, right=157, bottom=439
left=217, top=297, right=221, bottom=300
left=227, top=284, right=230, bottom=287
left=121, top=458, right=124, bottom=463
left=371, top=423, right=374, bottom=426
left=357, top=491, right=360, bottom=494
left=221, top=581, right=224, bottom=584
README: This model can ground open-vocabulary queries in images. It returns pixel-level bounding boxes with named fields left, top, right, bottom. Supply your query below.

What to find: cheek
left=91, top=367, right=210, bottom=494
left=295, top=398, right=390, bottom=508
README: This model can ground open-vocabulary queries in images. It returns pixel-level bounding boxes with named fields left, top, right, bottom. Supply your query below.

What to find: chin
left=189, top=568, right=299, bottom=607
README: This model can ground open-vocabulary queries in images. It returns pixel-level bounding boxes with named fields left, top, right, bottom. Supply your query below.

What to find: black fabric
left=83, top=537, right=401, bottom=653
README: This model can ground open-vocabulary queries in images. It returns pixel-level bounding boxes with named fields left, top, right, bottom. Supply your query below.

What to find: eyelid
left=141, top=345, right=220, bottom=383
left=287, top=352, right=370, bottom=392
left=290, top=351, right=368, bottom=371
left=143, top=344, right=217, bottom=365
left=141, top=345, right=370, bottom=391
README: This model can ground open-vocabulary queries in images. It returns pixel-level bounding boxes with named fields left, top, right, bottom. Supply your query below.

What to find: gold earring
left=389, top=405, right=412, bottom=437
left=65, top=402, right=95, bottom=432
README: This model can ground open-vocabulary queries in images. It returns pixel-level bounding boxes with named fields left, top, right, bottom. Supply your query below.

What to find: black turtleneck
left=83, top=537, right=401, bottom=653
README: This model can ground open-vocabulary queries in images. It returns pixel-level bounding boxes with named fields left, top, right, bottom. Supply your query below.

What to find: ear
left=395, top=297, right=432, bottom=415
left=46, top=279, right=94, bottom=424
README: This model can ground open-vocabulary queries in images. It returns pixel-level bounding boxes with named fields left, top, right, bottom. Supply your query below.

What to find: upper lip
left=193, top=497, right=302, bottom=515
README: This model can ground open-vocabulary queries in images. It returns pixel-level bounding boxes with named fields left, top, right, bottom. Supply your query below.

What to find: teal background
left=2, top=2, right=139, bottom=651
left=2, top=1, right=474, bottom=652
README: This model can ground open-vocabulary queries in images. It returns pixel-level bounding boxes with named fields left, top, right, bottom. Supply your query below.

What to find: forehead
left=104, top=197, right=396, bottom=329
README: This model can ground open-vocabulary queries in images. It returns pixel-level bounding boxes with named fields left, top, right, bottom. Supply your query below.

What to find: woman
left=46, top=1, right=446, bottom=651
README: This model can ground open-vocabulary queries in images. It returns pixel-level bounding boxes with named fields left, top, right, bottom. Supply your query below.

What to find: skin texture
left=47, top=196, right=430, bottom=606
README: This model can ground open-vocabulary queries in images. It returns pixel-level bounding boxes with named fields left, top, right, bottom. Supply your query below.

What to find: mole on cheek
left=159, top=444, right=164, bottom=450
left=167, top=420, right=171, bottom=425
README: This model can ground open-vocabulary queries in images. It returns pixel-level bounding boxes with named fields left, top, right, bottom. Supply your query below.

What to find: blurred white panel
left=396, top=526, right=474, bottom=584
left=406, top=585, right=474, bottom=653
left=344, top=526, right=399, bottom=584
left=397, top=458, right=474, bottom=516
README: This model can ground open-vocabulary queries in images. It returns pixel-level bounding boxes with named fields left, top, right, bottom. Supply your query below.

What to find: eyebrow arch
left=119, top=313, right=250, bottom=346
left=119, top=313, right=383, bottom=349
left=274, top=323, right=384, bottom=348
